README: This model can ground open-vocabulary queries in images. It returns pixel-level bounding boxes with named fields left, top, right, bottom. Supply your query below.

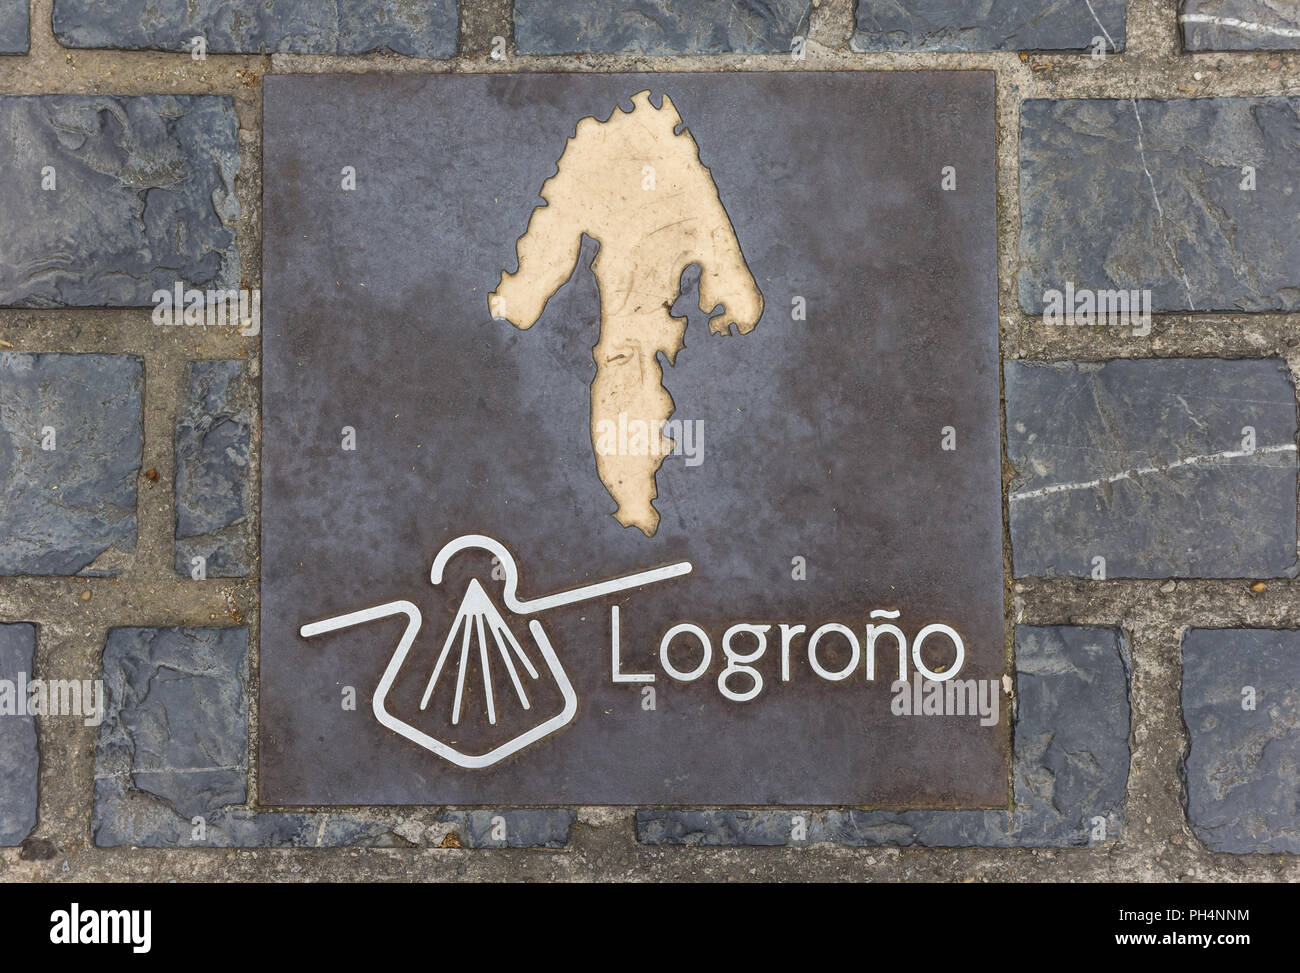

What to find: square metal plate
left=260, top=71, right=1005, bottom=806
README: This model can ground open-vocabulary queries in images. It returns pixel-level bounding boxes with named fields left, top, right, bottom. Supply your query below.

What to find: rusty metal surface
left=260, top=71, right=1005, bottom=806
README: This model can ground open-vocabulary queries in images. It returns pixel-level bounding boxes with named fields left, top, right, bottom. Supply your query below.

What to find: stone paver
left=175, top=361, right=251, bottom=579
left=0, top=623, right=38, bottom=846
left=514, top=0, right=812, bottom=54
left=1182, top=628, right=1300, bottom=854
left=0, top=354, right=142, bottom=576
left=94, top=627, right=401, bottom=848
left=53, top=0, right=457, bottom=56
left=1006, top=358, right=1298, bottom=580
left=1181, top=1, right=1300, bottom=51
left=1012, top=626, right=1131, bottom=846
left=0, top=95, right=239, bottom=307
left=1019, top=97, right=1300, bottom=313
left=638, top=626, right=1131, bottom=847
left=0, top=0, right=1293, bottom=884
left=0, top=0, right=28, bottom=54
left=853, top=0, right=1125, bottom=53
left=437, top=810, right=576, bottom=848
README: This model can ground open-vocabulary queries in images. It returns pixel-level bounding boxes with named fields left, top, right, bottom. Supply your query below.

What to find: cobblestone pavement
left=1, top=0, right=1298, bottom=881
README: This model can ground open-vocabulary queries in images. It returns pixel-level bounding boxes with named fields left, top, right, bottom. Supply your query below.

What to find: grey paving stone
left=514, top=0, right=812, bottom=54
left=0, top=95, right=239, bottom=307
left=0, top=623, right=38, bottom=846
left=853, top=0, right=1125, bottom=53
left=175, top=360, right=251, bottom=578
left=1011, top=625, right=1130, bottom=846
left=1018, top=97, right=1300, bottom=313
left=0, top=0, right=29, bottom=54
left=53, top=0, right=456, bottom=56
left=1181, top=1, right=1300, bottom=51
left=437, top=810, right=576, bottom=848
left=94, top=627, right=400, bottom=847
left=1006, top=358, right=1298, bottom=580
left=1182, top=628, right=1300, bottom=854
left=638, top=626, right=1130, bottom=847
left=0, top=353, right=142, bottom=576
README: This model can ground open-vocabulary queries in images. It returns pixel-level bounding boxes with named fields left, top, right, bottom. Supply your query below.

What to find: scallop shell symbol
left=300, top=534, right=691, bottom=769
left=423, top=577, right=546, bottom=728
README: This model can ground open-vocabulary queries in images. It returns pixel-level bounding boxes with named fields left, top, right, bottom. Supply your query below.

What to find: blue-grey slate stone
left=853, top=0, right=1125, bottom=53
left=0, top=354, right=142, bottom=576
left=638, top=626, right=1130, bottom=847
left=53, top=0, right=456, bottom=56
left=1010, top=625, right=1130, bottom=846
left=515, top=0, right=812, bottom=54
left=175, top=360, right=251, bottom=578
left=1181, top=1, right=1300, bottom=51
left=0, top=95, right=239, bottom=307
left=1006, top=358, right=1298, bottom=580
left=0, top=623, right=38, bottom=845
left=1018, top=97, right=1300, bottom=313
left=1182, top=628, right=1300, bottom=853
left=438, top=810, right=576, bottom=848
left=0, top=0, right=28, bottom=53
left=94, top=627, right=400, bottom=847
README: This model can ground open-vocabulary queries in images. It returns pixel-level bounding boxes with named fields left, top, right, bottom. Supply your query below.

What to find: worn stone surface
left=94, top=627, right=399, bottom=848
left=0, top=354, right=142, bottom=576
left=1182, top=628, right=1300, bottom=853
left=0, top=0, right=1296, bottom=889
left=0, top=623, right=38, bottom=846
left=0, top=95, right=239, bottom=308
left=53, top=0, right=457, bottom=56
left=514, top=0, right=812, bottom=54
left=1018, top=97, right=1300, bottom=314
left=1181, top=1, right=1300, bottom=51
left=1011, top=625, right=1131, bottom=845
left=175, top=361, right=251, bottom=578
left=0, top=0, right=28, bottom=54
left=438, top=810, right=576, bottom=848
left=261, top=71, right=1004, bottom=807
left=853, top=0, right=1125, bottom=52
left=639, top=626, right=1130, bottom=846
left=1006, top=358, right=1298, bottom=580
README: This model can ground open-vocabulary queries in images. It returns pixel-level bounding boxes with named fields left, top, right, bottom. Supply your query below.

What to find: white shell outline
left=300, top=534, right=691, bottom=769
